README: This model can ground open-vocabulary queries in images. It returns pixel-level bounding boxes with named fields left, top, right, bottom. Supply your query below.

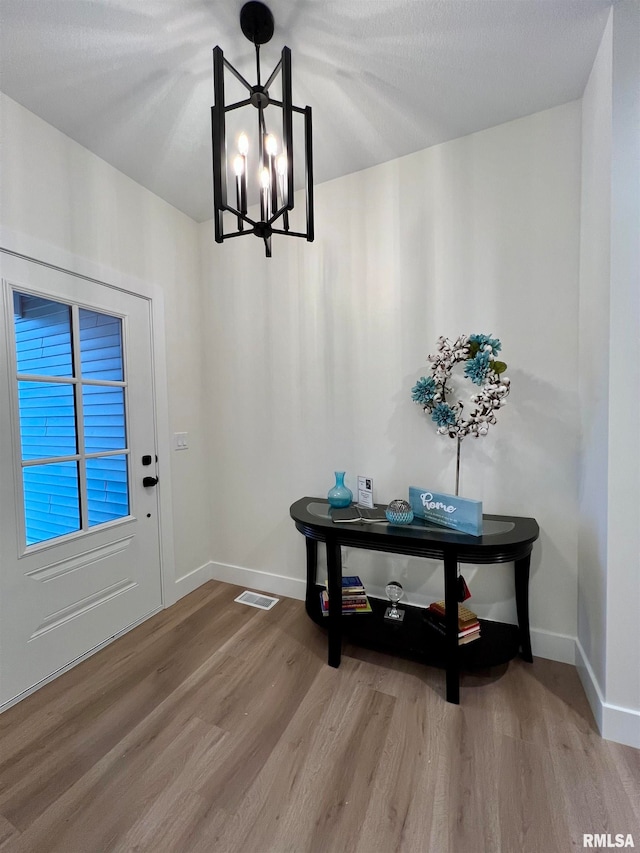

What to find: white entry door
left=0, top=253, right=163, bottom=707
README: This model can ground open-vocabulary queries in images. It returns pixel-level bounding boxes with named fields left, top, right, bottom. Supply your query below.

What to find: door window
left=13, top=291, right=130, bottom=546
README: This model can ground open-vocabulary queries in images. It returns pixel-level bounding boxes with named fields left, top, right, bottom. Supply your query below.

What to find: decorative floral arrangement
left=411, top=334, right=510, bottom=439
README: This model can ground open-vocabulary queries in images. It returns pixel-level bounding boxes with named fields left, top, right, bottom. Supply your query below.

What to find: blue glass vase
left=327, top=471, right=352, bottom=508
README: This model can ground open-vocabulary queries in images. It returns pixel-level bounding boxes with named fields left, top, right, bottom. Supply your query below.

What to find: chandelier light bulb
left=238, top=132, right=249, bottom=156
left=277, top=154, right=287, bottom=176
left=260, top=167, right=271, bottom=189
left=233, top=155, right=245, bottom=177
left=265, top=134, right=278, bottom=156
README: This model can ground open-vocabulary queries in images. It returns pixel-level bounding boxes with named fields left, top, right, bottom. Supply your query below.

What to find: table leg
left=304, top=538, right=318, bottom=618
left=326, top=537, right=342, bottom=668
left=444, top=550, right=460, bottom=704
left=514, top=555, right=533, bottom=663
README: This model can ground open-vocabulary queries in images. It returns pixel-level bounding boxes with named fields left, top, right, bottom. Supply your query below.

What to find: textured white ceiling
left=0, top=0, right=612, bottom=222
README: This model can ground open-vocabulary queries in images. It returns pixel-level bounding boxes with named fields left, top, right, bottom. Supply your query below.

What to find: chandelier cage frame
left=211, top=2, right=314, bottom=257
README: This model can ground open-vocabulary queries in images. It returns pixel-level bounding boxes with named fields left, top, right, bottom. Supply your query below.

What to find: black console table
left=290, top=498, right=539, bottom=704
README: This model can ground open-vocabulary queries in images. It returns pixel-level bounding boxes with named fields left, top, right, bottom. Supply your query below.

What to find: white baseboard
left=173, top=561, right=214, bottom=600
left=531, top=627, right=576, bottom=665
left=208, top=561, right=306, bottom=601
left=575, top=640, right=604, bottom=733
left=601, top=703, right=640, bottom=750
left=576, top=639, right=640, bottom=749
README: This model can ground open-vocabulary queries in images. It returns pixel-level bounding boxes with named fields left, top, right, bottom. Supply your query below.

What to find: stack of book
left=320, top=575, right=372, bottom=616
left=423, top=600, right=481, bottom=644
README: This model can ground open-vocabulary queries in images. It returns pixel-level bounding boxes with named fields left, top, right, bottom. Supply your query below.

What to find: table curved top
left=290, top=497, right=539, bottom=564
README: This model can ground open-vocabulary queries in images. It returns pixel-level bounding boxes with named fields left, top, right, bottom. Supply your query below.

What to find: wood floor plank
left=200, top=666, right=345, bottom=853
left=0, top=580, right=638, bottom=853
left=495, top=732, right=571, bottom=852
left=353, top=688, right=449, bottom=853
left=238, top=672, right=396, bottom=853
left=0, top=815, right=19, bottom=850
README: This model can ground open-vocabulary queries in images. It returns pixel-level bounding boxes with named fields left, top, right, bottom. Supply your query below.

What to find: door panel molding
left=31, top=578, right=138, bottom=639
left=25, top=535, right=135, bottom=581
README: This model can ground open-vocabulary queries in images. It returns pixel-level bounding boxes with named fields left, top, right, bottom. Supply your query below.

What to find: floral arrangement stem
left=455, top=436, right=461, bottom=497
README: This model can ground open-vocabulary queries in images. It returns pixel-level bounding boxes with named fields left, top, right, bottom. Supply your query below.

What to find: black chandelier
left=211, top=1, right=314, bottom=257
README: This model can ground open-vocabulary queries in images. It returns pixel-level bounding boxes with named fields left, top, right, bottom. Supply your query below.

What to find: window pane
left=23, top=462, right=80, bottom=545
left=86, top=455, right=129, bottom=526
left=18, top=381, right=77, bottom=460
left=82, top=385, right=126, bottom=453
left=79, top=309, right=123, bottom=380
left=14, top=292, right=73, bottom=377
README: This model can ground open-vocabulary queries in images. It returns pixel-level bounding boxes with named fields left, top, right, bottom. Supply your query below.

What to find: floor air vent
left=234, top=590, right=279, bottom=610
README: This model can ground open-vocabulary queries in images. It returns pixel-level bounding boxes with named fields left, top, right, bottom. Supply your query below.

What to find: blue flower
left=431, top=403, right=457, bottom=428
left=465, top=351, right=492, bottom=385
left=411, top=376, right=436, bottom=405
left=469, top=333, right=502, bottom=353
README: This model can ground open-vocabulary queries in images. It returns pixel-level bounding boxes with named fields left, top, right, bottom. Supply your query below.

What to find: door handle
left=143, top=476, right=159, bottom=488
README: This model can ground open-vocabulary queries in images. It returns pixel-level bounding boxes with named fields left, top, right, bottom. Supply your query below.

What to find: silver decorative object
left=384, top=580, right=405, bottom=622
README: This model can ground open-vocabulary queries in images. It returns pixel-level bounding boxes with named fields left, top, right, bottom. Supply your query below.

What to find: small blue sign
left=408, top=486, right=483, bottom=536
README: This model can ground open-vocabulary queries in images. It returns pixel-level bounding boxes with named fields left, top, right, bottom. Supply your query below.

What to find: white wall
left=605, top=0, right=640, bottom=734
left=578, top=12, right=612, bottom=709
left=0, top=93, right=211, bottom=595
left=201, top=102, right=582, bottom=661
left=577, top=2, right=640, bottom=749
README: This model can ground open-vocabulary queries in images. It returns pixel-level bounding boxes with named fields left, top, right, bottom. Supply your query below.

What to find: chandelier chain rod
left=255, top=44, right=261, bottom=86
left=258, top=104, right=268, bottom=139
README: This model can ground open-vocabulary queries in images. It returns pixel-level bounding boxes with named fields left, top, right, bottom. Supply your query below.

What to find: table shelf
left=308, top=587, right=521, bottom=671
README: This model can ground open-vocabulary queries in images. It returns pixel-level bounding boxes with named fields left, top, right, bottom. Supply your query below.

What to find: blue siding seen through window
left=18, top=381, right=77, bottom=460
left=79, top=309, right=124, bottom=381
left=87, top=455, right=129, bottom=527
left=23, top=462, right=80, bottom=545
left=14, top=292, right=130, bottom=545
left=82, top=385, right=126, bottom=453
left=14, top=293, right=73, bottom=377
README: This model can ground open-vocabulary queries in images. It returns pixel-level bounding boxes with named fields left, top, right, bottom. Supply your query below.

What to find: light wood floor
left=0, top=581, right=638, bottom=853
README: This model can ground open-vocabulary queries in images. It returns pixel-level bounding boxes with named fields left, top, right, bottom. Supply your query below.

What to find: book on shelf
left=325, top=576, right=367, bottom=594
left=458, top=631, right=481, bottom=645
left=428, top=601, right=480, bottom=630
left=341, top=595, right=369, bottom=605
left=423, top=606, right=481, bottom=643
left=320, top=590, right=372, bottom=616
left=330, top=506, right=388, bottom=524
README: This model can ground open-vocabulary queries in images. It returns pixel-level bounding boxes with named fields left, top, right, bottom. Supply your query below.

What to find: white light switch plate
left=174, top=432, right=188, bottom=450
